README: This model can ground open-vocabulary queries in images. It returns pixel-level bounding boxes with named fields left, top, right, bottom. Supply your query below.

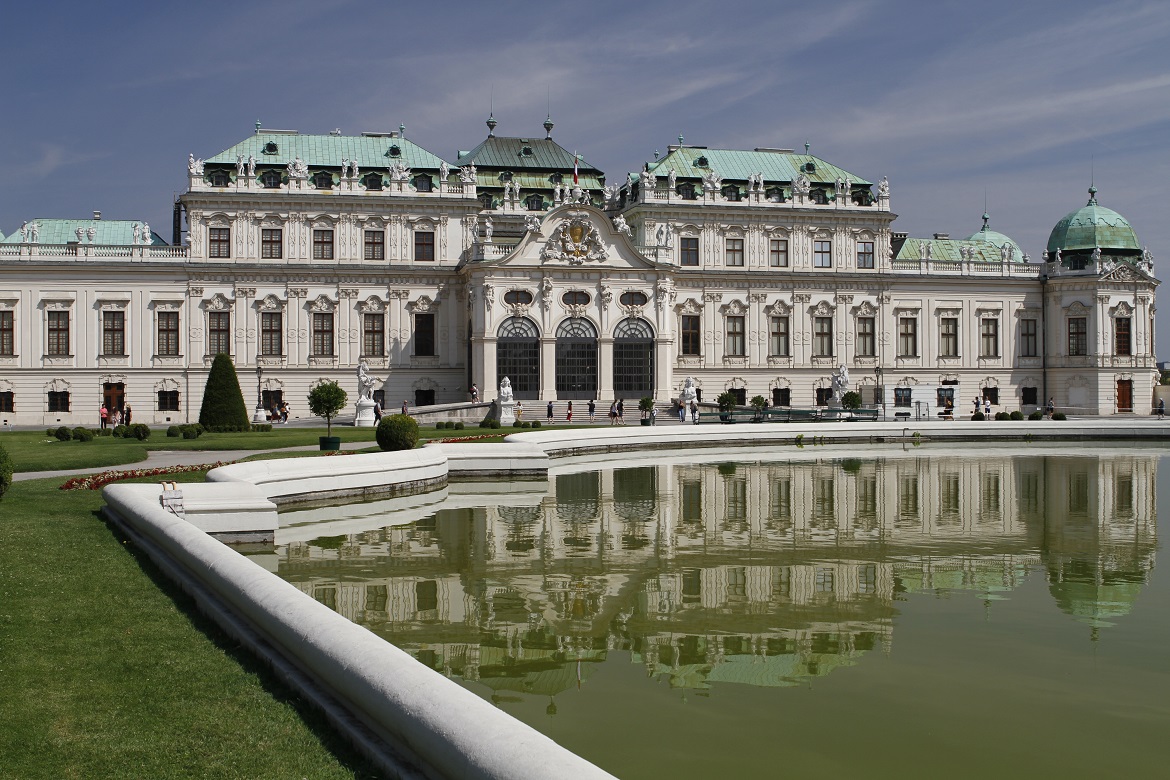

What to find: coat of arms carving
left=541, top=214, right=607, bottom=264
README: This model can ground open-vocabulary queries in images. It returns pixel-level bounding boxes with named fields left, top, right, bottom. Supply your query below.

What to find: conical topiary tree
left=199, top=353, right=250, bottom=429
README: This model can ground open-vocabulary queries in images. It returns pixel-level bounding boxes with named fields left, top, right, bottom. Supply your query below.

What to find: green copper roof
left=646, top=146, right=871, bottom=185
left=1, top=218, right=165, bottom=245
left=895, top=237, right=1023, bottom=263
left=1046, top=188, right=1140, bottom=253
left=965, top=214, right=1022, bottom=257
left=455, top=136, right=602, bottom=176
left=205, top=132, right=450, bottom=171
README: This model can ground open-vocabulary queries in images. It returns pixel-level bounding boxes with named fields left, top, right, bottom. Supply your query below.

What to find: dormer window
left=413, top=174, right=433, bottom=192
left=722, top=184, right=741, bottom=202
left=260, top=170, right=282, bottom=189
left=262, top=142, right=278, bottom=155
left=521, top=146, right=534, bottom=157
left=525, top=193, right=544, bottom=211
left=479, top=192, right=494, bottom=210
left=766, top=186, right=785, bottom=203
left=620, top=292, right=648, bottom=307
left=550, top=172, right=563, bottom=184
left=694, top=156, right=709, bottom=167
left=677, top=182, right=697, bottom=200
left=387, top=145, right=401, bottom=158
left=499, top=171, right=513, bottom=182
left=804, top=162, right=816, bottom=173
left=313, top=171, right=333, bottom=189
left=504, top=290, right=533, bottom=305
left=562, top=291, right=590, bottom=307
left=362, top=172, right=383, bottom=191
left=208, top=169, right=230, bottom=187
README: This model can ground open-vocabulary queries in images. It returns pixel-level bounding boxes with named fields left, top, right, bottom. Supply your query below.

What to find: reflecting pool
left=263, top=449, right=1170, bottom=778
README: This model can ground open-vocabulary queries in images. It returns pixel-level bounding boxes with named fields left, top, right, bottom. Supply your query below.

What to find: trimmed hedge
left=167, top=425, right=181, bottom=437
left=376, top=414, right=419, bottom=452
left=55, top=426, right=71, bottom=442
left=971, top=412, right=985, bottom=421
left=454, top=421, right=464, bottom=430
left=531, top=420, right=542, bottom=428
left=0, top=444, right=12, bottom=501
left=1028, top=411, right=1043, bottom=421
left=199, top=353, right=250, bottom=429
left=994, top=411, right=1010, bottom=421
left=1052, top=412, right=1067, bottom=421
left=1009, top=410, right=1025, bottom=421
left=71, top=427, right=94, bottom=442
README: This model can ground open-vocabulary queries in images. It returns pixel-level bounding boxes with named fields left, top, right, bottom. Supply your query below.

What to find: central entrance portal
left=613, top=318, right=655, bottom=398
left=555, top=318, right=598, bottom=400
left=497, top=317, right=540, bottom=400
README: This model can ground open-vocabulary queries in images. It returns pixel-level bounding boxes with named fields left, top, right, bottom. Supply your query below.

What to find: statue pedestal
left=498, top=399, right=515, bottom=426
left=353, top=397, right=378, bottom=427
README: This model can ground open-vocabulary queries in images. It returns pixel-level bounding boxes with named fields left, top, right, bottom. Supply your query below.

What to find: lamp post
left=253, top=364, right=268, bottom=423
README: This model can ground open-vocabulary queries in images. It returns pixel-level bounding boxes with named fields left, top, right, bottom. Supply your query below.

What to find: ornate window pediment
left=205, top=293, right=232, bottom=311
left=407, top=295, right=437, bottom=314
left=811, top=300, right=836, bottom=316
left=258, top=294, right=284, bottom=311
left=309, top=294, right=335, bottom=312
left=720, top=299, right=748, bottom=316
left=854, top=300, right=878, bottom=317
left=45, top=378, right=71, bottom=392
left=1066, top=301, right=1090, bottom=316
left=359, top=296, right=384, bottom=313
left=766, top=300, right=792, bottom=317
left=676, top=297, right=702, bottom=315
left=154, top=378, right=180, bottom=392
left=1110, top=301, right=1134, bottom=317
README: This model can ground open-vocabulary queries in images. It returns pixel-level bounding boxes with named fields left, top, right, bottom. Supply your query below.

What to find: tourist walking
left=547, top=400, right=554, bottom=423
left=566, top=401, right=573, bottom=422
left=111, top=409, right=122, bottom=427
left=609, top=401, right=618, bottom=425
left=1046, top=397, right=1055, bottom=419
left=650, top=406, right=656, bottom=425
left=373, top=401, right=382, bottom=424
left=678, top=401, right=686, bottom=422
left=690, top=400, right=699, bottom=423
left=100, top=404, right=108, bottom=429
left=280, top=402, right=289, bottom=423
left=469, top=384, right=479, bottom=403
left=983, top=398, right=991, bottom=418
left=588, top=399, right=596, bottom=423
left=617, top=399, right=625, bottom=424
left=402, top=400, right=409, bottom=416
left=1159, top=399, right=1165, bottom=420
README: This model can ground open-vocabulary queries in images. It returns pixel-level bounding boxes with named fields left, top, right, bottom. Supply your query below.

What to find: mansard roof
left=205, top=131, right=450, bottom=171
left=894, top=236, right=1025, bottom=263
left=456, top=135, right=602, bottom=175
left=645, top=146, right=871, bottom=185
left=1, top=218, right=165, bottom=245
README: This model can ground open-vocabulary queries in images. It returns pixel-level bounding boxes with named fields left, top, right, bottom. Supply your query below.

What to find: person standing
left=983, top=398, right=991, bottom=418
left=547, top=400, right=554, bottom=423
left=1046, top=397, right=1055, bottom=419
left=650, top=406, right=657, bottom=426
left=678, top=401, right=686, bottom=422
left=690, top=400, right=699, bottom=423
left=373, top=401, right=382, bottom=424
left=469, top=384, right=479, bottom=403
left=972, top=397, right=980, bottom=416
left=617, top=399, right=625, bottom=425
left=402, top=400, right=409, bottom=416
left=609, top=401, right=618, bottom=426
left=516, top=401, right=523, bottom=421
left=100, top=404, right=108, bottom=430
left=1159, top=398, right=1165, bottom=420
left=124, top=405, right=132, bottom=425
left=566, top=401, right=573, bottom=422
left=588, top=399, right=596, bottom=423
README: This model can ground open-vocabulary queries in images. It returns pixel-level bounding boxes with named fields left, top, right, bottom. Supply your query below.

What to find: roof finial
left=543, top=113, right=554, bottom=140
left=805, top=141, right=810, bottom=154
left=486, top=113, right=497, bottom=137
left=255, top=119, right=262, bottom=134
left=1088, top=155, right=1097, bottom=204
left=654, top=149, right=660, bottom=160
left=399, top=123, right=406, bottom=139
left=678, top=134, right=684, bottom=146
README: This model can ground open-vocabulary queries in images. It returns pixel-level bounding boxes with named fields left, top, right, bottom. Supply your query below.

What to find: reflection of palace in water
left=273, top=452, right=1158, bottom=699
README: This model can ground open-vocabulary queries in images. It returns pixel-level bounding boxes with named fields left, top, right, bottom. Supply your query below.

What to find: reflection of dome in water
left=1045, top=555, right=1151, bottom=629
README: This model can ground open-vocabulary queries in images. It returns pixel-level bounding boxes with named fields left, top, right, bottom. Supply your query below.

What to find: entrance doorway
left=555, top=318, right=598, bottom=400
left=103, top=382, right=125, bottom=413
left=496, top=317, right=540, bottom=400
left=1117, top=379, right=1133, bottom=413
left=261, top=389, right=283, bottom=414
left=613, top=318, right=655, bottom=398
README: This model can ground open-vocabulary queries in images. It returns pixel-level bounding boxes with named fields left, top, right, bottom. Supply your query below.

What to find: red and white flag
left=573, top=151, right=579, bottom=184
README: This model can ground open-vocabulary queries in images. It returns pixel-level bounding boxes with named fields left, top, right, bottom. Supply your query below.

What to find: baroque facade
left=0, top=119, right=1159, bottom=426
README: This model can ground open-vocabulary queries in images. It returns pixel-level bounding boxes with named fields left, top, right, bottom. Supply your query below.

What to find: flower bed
left=60, top=462, right=238, bottom=491
left=435, top=434, right=505, bottom=444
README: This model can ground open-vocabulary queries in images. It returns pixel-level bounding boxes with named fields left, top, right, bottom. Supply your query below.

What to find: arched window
left=561, top=291, right=590, bottom=307
left=498, top=317, right=539, bottom=339
left=614, top=318, right=653, bottom=339
left=677, top=182, right=697, bottom=200
left=362, top=172, right=383, bottom=191
left=313, top=171, right=333, bottom=190
left=809, top=187, right=828, bottom=205
left=525, top=193, right=544, bottom=211
left=619, top=291, right=648, bottom=307
left=766, top=186, right=785, bottom=203
left=722, top=184, right=741, bottom=202
left=613, top=318, right=654, bottom=397
left=413, top=174, right=433, bottom=192
left=479, top=192, right=494, bottom=210
left=496, top=317, right=540, bottom=400
left=259, top=170, right=282, bottom=189
left=503, top=290, right=533, bottom=306
left=556, top=318, right=598, bottom=338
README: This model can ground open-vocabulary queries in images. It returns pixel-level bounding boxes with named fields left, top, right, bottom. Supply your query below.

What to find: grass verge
left=0, top=475, right=382, bottom=779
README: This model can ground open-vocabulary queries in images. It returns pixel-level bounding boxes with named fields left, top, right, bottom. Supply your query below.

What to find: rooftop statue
left=612, top=214, right=632, bottom=237
left=236, top=155, right=246, bottom=177
left=188, top=154, right=204, bottom=175
left=440, top=161, right=449, bottom=181
left=667, top=168, right=677, bottom=189
left=140, top=222, right=150, bottom=243
left=877, top=176, right=890, bottom=197
left=247, top=155, right=256, bottom=177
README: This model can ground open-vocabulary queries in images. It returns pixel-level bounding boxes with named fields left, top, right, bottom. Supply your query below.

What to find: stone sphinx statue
left=679, top=376, right=698, bottom=406
left=499, top=376, right=514, bottom=402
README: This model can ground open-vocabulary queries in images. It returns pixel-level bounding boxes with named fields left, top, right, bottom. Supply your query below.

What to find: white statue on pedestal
left=679, top=376, right=698, bottom=406
left=830, top=364, right=850, bottom=406
left=353, top=358, right=381, bottom=427
left=498, top=376, right=516, bottom=425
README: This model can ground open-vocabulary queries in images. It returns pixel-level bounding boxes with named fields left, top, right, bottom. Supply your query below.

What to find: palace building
left=0, top=117, right=1159, bottom=426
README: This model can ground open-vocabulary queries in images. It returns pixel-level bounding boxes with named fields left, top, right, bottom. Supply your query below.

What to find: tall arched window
left=555, top=318, right=598, bottom=400
left=613, top=318, right=655, bottom=398
left=496, top=317, right=540, bottom=400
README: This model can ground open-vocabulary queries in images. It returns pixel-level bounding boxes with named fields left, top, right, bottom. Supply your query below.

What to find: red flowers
left=59, top=461, right=236, bottom=491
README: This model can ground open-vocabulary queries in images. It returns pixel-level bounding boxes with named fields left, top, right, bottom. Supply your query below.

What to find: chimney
left=933, top=232, right=949, bottom=240
left=93, top=211, right=102, bottom=221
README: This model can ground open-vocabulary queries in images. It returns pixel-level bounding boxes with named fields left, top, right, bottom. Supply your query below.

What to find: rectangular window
left=312, top=229, right=334, bottom=260
left=1068, top=317, right=1087, bottom=356
left=364, top=230, right=385, bottom=261
left=726, top=316, right=745, bottom=356
left=208, top=227, right=231, bottom=258
left=894, top=387, right=912, bottom=407
left=814, top=240, right=832, bottom=268
left=47, top=310, right=70, bottom=356
left=261, top=228, right=282, bottom=259
left=414, top=230, right=435, bottom=262
left=724, top=238, right=744, bottom=267
left=1020, top=318, right=1037, bottom=357
left=0, top=390, right=12, bottom=412
left=157, top=390, right=180, bottom=411
left=414, top=313, right=435, bottom=357
left=772, top=387, right=791, bottom=407
left=680, top=237, right=699, bottom=266
left=47, top=391, right=70, bottom=412
left=940, top=317, right=958, bottom=357
left=814, top=316, right=833, bottom=357
left=208, top=311, right=231, bottom=356
left=260, top=312, right=282, bottom=356
left=898, top=317, right=917, bottom=358
left=363, top=313, right=385, bottom=357
left=1115, top=317, right=1132, bottom=356
left=769, top=239, right=789, bottom=268
left=856, top=241, right=875, bottom=269
left=0, top=310, right=13, bottom=356
left=770, top=316, right=790, bottom=357
left=982, top=387, right=999, bottom=405
left=1022, top=386, right=1038, bottom=406
left=815, top=387, right=832, bottom=406
left=681, top=315, right=701, bottom=356
left=102, top=311, right=125, bottom=356
left=312, top=312, right=334, bottom=356
left=156, top=311, right=179, bottom=356
left=856, top=316, right=875, bottom=357
left=981, top=318, right=999, bottom=358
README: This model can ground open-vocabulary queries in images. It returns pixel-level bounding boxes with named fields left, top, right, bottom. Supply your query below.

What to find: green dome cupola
left=966, top=212, right=1022, bottom=260
left=1046, top=187, right=1140, bottom=256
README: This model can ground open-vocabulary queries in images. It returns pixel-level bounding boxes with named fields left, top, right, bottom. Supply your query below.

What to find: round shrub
left=55, top=426, right=71, bottom=442
left=131, top=423, right=151, bottom=441
left=167, top=425, right=181, bottom=437
left=994, top=411, right=1010, bottom=421
left=513, top=420, right=523, bottom=428
left=454, top=421, right=464, bottom=430
left=521, top=421, right=531, bottom=429
left=1028, top=411, right=1043, bottom=421
left=971, top=412, right=985, bottom=421
left=194, top=423, right=205, bottom=436
left=1009, top=410, right=1025, bottom=421
left=376, top=414, right=420, bottom=452
left=71, top=427, right=94, bottom=442
left=531, top=420, right=542, bottom=428
left=112, top=424, right=129, bottom=438
left=489, top=419, right=501, bottom=429
left=46, top=428, right=55, bottom=438
left=181, top=425, right=200, bottom=440
left=97, top=427, right=113, bottom=436
left=1052, top=411, right=1067, bottom=421
left=0, top=444, right=12, bottom=501
left=479, top=420, right=490, bottom=428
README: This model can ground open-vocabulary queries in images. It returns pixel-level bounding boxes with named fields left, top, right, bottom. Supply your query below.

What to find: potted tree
left=750, top=395, right=768, bottom=422
left=308, top=380, right=348, bottom=451
left=716, top=391, right=738, bottom=423
left=841, top=390, right=862, bottom=420
left=638, top=396, right=656, bottom=426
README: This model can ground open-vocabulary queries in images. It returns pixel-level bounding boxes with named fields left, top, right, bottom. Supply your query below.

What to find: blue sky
left=2, top=0, right=1168, bottom=345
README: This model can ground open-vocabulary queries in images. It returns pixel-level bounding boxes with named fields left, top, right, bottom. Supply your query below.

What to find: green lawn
left=0, top=475, right=382, bottom=780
